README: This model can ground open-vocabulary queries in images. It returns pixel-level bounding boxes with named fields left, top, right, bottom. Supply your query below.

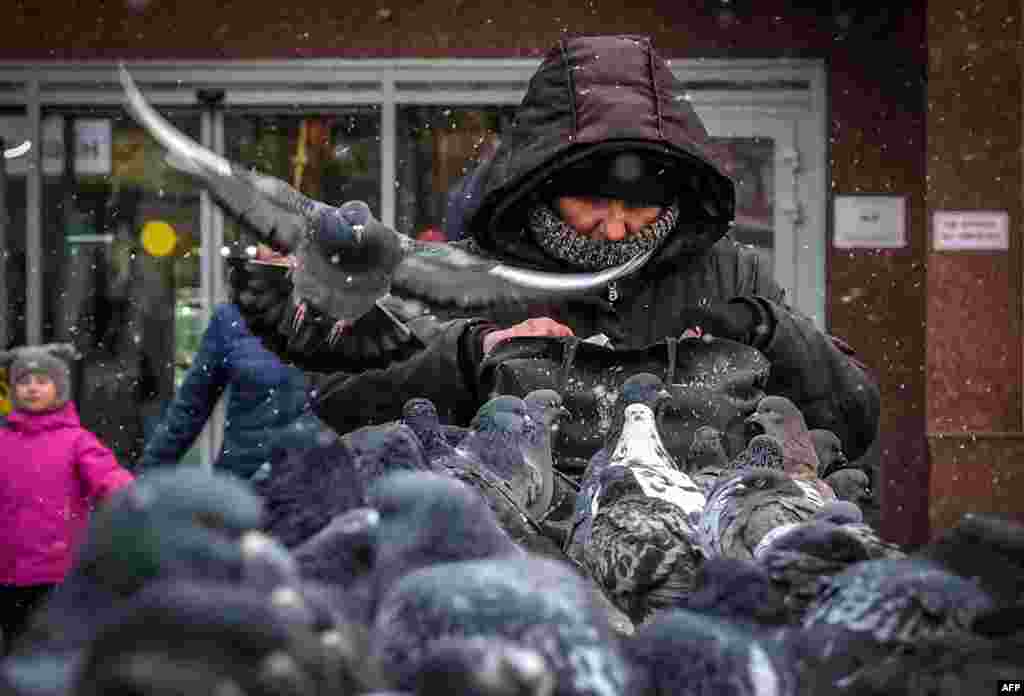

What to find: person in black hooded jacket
left=230, top=34, right=880, bottom=467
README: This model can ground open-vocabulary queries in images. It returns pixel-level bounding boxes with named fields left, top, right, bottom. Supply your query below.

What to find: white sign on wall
left=933, top=210, right=1009, bottom=251
left=833, top=195, right=907, bottom=249
left=73, top=119, right=112, bottom=176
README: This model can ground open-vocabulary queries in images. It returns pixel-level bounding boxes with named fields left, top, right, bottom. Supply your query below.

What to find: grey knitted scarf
left=527, top=200, right=680, bottom=270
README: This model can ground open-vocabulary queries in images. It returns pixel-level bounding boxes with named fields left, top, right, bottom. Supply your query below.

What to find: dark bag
left=478, top=335, right=771, bottom=476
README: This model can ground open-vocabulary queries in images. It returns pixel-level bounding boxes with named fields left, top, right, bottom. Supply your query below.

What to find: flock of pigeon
left=2, top=372, right=1021, bottom=696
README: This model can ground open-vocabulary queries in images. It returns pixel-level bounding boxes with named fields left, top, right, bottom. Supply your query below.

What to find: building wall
left=5, top=1, right=953, bottom=545
left=926, top=0, right=1024, bottom=535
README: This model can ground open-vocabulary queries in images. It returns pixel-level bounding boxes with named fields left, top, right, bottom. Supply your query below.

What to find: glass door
left=40, top=108, right=203, bottom=466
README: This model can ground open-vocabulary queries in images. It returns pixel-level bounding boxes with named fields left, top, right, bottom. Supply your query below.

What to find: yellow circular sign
left=0, top=368, right=11, bottom=416
left=141, top=220, right=178, bottom=257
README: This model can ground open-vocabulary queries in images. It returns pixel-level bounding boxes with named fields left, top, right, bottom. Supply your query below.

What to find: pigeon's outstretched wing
left=120, top=64, right=655, bottom=319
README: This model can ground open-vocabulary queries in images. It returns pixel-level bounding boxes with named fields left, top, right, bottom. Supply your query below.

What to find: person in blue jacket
left=137, top=290, right=318, bottom=481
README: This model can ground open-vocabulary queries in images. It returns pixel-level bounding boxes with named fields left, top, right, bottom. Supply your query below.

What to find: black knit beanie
left=540, top=151, right=679, bottom=206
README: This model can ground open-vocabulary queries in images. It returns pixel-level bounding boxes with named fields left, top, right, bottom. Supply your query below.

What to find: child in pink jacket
left=0, top=344, right=134, bottom=653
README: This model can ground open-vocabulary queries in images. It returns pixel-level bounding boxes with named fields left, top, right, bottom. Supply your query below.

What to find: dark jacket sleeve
left=312, top=317, right=493, bottom=435
left=137, top=306, right=231, bottom=471
left=737, top=282, right=880, bottom=461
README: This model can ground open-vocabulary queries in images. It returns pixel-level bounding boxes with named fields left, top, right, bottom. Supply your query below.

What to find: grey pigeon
left=371, top=555, right=634, bottom=696
left=819, top=629, right=1024, bottom=696
left=824, top=468, right=872, bottom=506
left=438, top=396, right=545, bottom=516
left=775, top=554, right=1008, bottom=694
left=679, top=557, right=791, bottom=629
left=760, top=502, right=905, bottom=562
left=789, top=558, right=999, bottom=690
left=71, top=580, right=379, bottom=696
left=522, top=389, right=570, bottom=519
left=916, top=512, right=1024, bottom=616
left=293, top=507, right=379, bottom=590
left=343, top=418, right=439, bottom=481
left=755, top=519, right=872, bottom=621
left=578, top=404, right=707, bottom=624
left=567, top=373, right=672, bottom=563
left=351, top=471, right=520, bottom=621
left=727, top=433, right=786, bottom=471
left=411, top=637, right=556, bottom=696
left=685, top=425, right=729, bottom=477
left=624, top=609, right=800, bottom=696
left=803, top=559, right=999, bottom=641
left=810, top=428, right=849, bottom=478
left=401, top=397, right=458, bottom=465
left=120, top=65, right=654, bottom=323
left=745, top=396, right=823, bottom=485
left=4, top=468, right=267, bottom=695
left=700, top=467, right=823, bottom=561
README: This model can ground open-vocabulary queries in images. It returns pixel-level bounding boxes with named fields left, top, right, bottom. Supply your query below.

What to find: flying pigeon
left=576, top=404, right=707, bottom=623
left=699, top=467, right=824, bottom=561
left=371, top=555, right=635, bottom=696
left=809, top=429, right=849, bottom=478
left=119, top=64, right=655, bottom=327
left=624, top=609, right=800, bottom=696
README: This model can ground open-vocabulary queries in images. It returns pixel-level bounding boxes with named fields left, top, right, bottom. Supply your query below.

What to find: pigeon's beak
left=744, top=413, right=766, bottom=437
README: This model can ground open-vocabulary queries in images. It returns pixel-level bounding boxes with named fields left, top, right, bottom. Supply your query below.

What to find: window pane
left=396, top=105, right=515, bottom=241
left=223, top=109, right=381, bottom=257
left=42, top=110, right=203, bottom=466
left=1, top=114, right=29, bottom=353
left=0, top=115, right=28, bottom=418
left=710, top=136, right=775, bottom=277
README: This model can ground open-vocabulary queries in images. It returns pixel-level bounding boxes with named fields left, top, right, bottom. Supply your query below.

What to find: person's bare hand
left=482, top=317, right=575, bottom=356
